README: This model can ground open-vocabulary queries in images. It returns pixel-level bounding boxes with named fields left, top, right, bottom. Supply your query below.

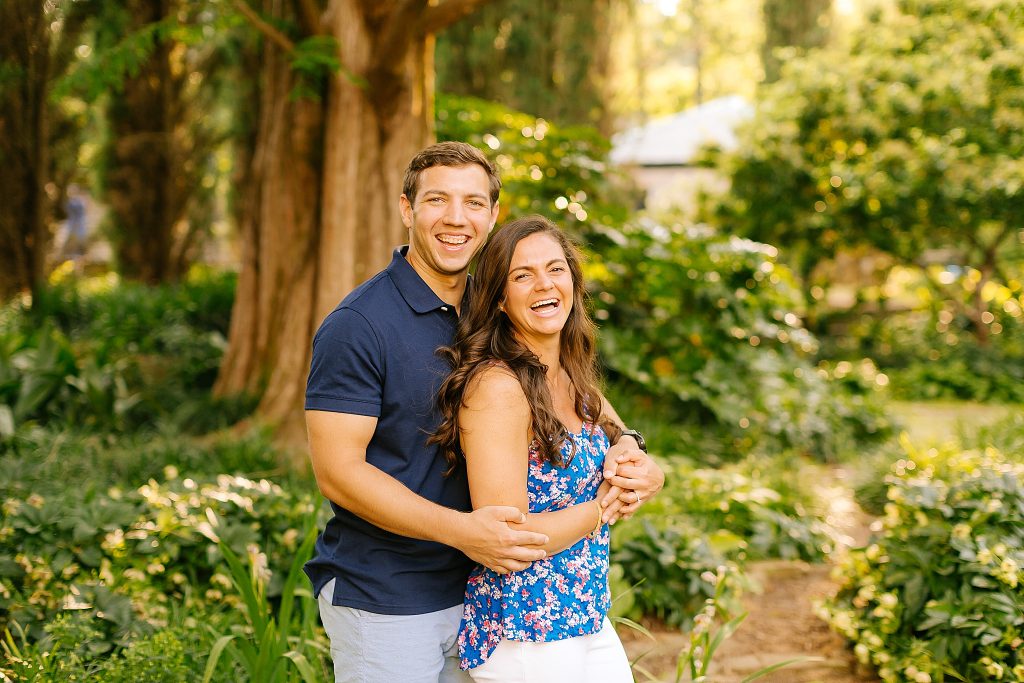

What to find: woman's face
left=501, top=232, right=574, bottom=347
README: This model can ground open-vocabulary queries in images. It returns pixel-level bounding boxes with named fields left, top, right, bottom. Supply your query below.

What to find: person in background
left=64, top=184, right=88, bottom=270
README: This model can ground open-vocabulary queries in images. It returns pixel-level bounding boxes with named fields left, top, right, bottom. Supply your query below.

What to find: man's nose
left=443, top=202, right=466, bottom=225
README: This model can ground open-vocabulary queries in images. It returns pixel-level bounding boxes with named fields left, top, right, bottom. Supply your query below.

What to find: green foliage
left=824, top=440, right=1024, bottom=682
left=289, top=35, right=344, bottom=101
left=436, top=0, right=612, bottom=128
left=436, top=93, right=639, bottom=232
left=202, top=520, right=327, bottom=683
left=0, top=454, right=323, bottom=648
left=612, top=517, right=745, bottom=629
left=53, top=14, right=178, bottom=102
left=965, top=413, right=1024, bottom=459
left=715, top=0, right=1024, bottom=281
left=611, top=454, right=832, bottom=626
left=591, top=220, right=892, bottom=461
left=0, top=270, right=250, bottom=436
left=819, top=270, right=1024, bottom=403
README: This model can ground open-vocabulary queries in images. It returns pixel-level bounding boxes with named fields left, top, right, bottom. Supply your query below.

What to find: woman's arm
left=460, top=366, right=605, bottom=555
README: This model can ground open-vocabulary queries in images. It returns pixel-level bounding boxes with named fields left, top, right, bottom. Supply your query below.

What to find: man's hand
left=601, top=439, right=665, bottom=519
left=454, top=506, right=549, bottom=575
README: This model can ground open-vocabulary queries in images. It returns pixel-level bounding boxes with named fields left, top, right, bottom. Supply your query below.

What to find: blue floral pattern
left=458, top=423, right=611, bottom=670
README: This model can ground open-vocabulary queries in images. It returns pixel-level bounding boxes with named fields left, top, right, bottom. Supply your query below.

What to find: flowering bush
left=0, top=466, right=322, bottom=650
left=824, top=440, right=1024, bottom=682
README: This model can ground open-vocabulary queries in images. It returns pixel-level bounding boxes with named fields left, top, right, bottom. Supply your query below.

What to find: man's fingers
left=504, top=527, right=549, bottom=549
left=604, top=474, right=644, bottom=490
left=491, top=505, right=528, bottom=524
left=613, top=464, right=646, bottom=479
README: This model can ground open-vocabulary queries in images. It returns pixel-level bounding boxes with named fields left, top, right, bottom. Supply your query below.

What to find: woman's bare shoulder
left=464, top=362, right=527, bottom=409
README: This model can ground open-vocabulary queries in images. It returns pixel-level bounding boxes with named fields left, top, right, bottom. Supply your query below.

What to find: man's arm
left=599, top=397, right=666, bottom=518
left=306, top=410, right=548, bottom=574
left=460, top=368, right=612, bottom=555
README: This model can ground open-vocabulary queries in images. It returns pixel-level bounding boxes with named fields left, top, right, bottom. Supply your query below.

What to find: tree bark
left=216, top=0, right=488, bottom=450
left=0, top=1, right=52, bottom=299
left=104, top=0, right=205, bottom=285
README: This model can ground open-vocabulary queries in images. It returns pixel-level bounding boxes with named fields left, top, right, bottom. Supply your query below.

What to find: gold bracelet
left=589, top=500, right=604, bottom=538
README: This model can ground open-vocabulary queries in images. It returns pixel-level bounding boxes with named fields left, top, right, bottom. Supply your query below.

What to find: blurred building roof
left=610, top=95, right=753, bottom=167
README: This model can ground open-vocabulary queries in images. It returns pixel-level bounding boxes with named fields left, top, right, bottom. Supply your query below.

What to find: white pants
left=468, top=618, right=633, bottom=683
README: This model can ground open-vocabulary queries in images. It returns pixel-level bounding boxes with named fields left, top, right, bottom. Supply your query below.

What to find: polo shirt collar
left=387, top=246, right=470, bottom=314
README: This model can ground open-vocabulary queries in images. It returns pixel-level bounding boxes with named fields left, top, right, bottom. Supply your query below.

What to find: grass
left=888, top=400, right=1022, bottom=445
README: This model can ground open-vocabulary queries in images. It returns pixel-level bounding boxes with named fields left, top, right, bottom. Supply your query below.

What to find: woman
left=433, top=215, right=633, bottom=682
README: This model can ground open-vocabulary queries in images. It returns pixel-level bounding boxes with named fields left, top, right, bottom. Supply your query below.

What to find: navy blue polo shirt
left=304, top=247, right=474, bottom=615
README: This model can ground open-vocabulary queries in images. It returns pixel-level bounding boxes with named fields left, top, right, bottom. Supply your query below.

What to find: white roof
left=610, top=95, right=753, bottom=167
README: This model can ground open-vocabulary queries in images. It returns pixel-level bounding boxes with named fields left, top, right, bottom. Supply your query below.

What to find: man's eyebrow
left=419, top=189, right=489, bottom=199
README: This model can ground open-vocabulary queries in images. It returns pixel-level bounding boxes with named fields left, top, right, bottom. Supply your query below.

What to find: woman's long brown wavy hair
left=431, top=215, right=621, bottom=475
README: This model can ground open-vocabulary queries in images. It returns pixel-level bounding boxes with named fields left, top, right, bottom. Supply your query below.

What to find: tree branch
left=422, top=0, right=493, bottom=34
left=370, top=0, right=428, bottom=76
left=234, top=0, right=294, bottom=52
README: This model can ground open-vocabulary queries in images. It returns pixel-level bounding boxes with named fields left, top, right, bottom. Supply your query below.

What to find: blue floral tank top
left=457, top=423, right=611, bottom=670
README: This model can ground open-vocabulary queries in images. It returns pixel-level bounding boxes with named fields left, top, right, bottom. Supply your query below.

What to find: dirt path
left=620, top=467, right=880, bottom=683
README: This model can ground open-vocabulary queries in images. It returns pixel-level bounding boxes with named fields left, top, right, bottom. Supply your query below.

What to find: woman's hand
left=600, top=447, right=665, bottom=520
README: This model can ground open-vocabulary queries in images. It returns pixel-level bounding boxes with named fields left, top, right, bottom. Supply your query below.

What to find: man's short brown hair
left=402, top=141, right=501, bottom=207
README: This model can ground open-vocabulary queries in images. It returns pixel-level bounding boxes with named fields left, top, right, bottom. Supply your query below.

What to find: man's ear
left=399, top=194, right=413, bottom=229
left=488, top=201, right=500, bottom=233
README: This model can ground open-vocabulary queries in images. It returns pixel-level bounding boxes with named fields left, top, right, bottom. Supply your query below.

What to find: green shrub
left=824, top=442, right=1024, bottom=682
left=611, top=454, right=832, bottom=626
left=97, top=629, right=199, bottom=683
left=591, top=220, right=892, bottom=462
left=0, top=462, right=322, bottom=646
left=611, top=517, right=746, bottom=629
left=0, top=269, right=252, bottom=436
left=436, top=94, right=639, bottom=231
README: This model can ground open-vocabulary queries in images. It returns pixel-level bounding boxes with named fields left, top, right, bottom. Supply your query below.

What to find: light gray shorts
left=317, top=578, right=473, bottom=683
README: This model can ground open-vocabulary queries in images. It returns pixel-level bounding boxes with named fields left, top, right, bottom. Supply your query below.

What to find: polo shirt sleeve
left=305, top=307, right=383, bottom=417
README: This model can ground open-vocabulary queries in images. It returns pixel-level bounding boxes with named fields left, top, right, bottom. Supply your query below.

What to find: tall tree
left=93, top=0, right=225, bottom=283
left=435, top=0, right=616, bottom=131
left=0, top=0, right=89, bottom=299
left=761, top=0, right=831, bottom=82
left=715, top=0, right=1024, bottom=342
left=214, top=0, right=492, bottom=446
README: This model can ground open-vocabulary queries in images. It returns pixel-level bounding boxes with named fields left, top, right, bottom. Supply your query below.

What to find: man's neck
left=407, top=260, right=468, bottom=312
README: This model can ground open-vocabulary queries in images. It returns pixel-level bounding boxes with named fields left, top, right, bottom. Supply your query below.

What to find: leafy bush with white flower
left=0, top=464, right=322, bottom=655
left=824, top=439, right=1024, bottom=682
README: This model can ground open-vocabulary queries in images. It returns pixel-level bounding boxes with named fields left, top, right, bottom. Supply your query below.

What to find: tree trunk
left=761, top=0, right=831, bottom=82
left=0, top=1, right=51, bottom=300
left=104, top=0, right=195, bottom=284
left=216, top=0, right=488, bottom=450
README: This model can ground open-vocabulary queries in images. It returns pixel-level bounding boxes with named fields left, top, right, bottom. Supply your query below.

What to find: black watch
left=619, top=428, right=647, bottom=453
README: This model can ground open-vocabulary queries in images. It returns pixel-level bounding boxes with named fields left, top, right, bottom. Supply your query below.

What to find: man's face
left=400, top=164, right=499, bottom=282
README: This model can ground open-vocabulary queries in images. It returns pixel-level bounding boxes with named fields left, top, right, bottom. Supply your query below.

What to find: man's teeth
left=438, top=235, right=468, bottom=245
left=531, top=299, right=558, bottom=309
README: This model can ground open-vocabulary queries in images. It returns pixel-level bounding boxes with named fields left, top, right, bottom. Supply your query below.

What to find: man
left=305, top=141, right=663, bottom=683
